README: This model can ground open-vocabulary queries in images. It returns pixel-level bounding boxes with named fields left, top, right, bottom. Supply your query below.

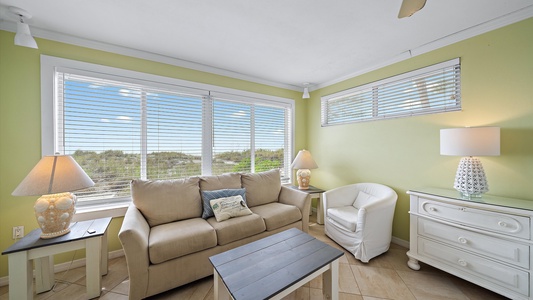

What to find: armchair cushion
left=149, top=218, right=216, bottom=264
left=327, top=206, right=359, bottom=232
left=352, top=190, right=375, bottom=209
left=241, top=169, right=281, bottom=207
left=250, top=202, right=302, bottom=231
left=131, top=177, right=201, bottom=227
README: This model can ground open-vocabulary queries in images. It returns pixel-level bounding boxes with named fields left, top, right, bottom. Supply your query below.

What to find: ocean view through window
left=41, top=56, right=294, bottom=211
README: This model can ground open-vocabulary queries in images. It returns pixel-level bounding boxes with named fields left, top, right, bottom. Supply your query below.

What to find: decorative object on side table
left=12, top=155, right=94, bottom=239
left=290, top=149, right=318, bottom=190
left=440, top=127, right=500, bottom=198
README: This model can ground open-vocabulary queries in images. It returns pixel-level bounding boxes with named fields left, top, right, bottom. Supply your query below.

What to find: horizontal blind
left=212, top=99, right=252, bottom=174
left=322, top=58, right=461, bottom=126
left=145, top=87, right=204, bottom=180
left=59, top=72, right=142, bottom=205
left=255, top=104, right=291, bottom=182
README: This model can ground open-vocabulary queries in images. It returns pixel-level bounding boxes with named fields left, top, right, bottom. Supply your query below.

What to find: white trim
left=315, top=5, right=533, bottom=89
left=391, top=236, right=410, bottom=249
left=0, top=249, right=125, bottom=287
left=3, top=6, right=532, bottom=91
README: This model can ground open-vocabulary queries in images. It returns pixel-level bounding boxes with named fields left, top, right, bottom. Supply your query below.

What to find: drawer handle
left=458, top=259, right=468, bottom=267
left=498, top=221, right=508, bottom=228
left=458, top=237, right=467, bottom=244
left=429, top=207, right=436, bottom=212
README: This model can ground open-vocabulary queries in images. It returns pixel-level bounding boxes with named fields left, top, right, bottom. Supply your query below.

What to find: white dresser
left=407, top=188, right=533, bottom=300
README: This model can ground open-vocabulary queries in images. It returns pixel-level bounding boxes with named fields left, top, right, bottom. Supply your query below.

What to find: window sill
left=72, top=202, right=129, bottom=222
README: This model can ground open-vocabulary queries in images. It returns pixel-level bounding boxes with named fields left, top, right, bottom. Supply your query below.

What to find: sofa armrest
left=118, top=204, right=151, bottom=300
left=279, top=186, right=311, bottom=232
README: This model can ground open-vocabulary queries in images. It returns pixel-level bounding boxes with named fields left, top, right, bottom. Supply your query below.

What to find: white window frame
left=40, top=55, right=294, bottom=220
left=321, top=58, right=461, bottom=126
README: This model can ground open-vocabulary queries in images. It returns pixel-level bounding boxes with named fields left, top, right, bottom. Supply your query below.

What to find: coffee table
left=209, top=228, right=343, bottom=300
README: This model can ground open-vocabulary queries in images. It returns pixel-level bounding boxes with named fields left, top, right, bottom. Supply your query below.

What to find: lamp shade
left=440, top=127, right=500, bottom=157
left=14, top=21, right=38, bottom=49
left=12, top=155, right=94, bottom=196
left=291, top=149, right=318, bottom=169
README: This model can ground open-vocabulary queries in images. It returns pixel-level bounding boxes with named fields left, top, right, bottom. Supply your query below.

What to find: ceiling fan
left=398, top=0, right=427, bottom=18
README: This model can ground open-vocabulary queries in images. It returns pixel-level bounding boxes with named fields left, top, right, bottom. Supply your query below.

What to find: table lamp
left=12, top=155, right=95, bottom=239
left=440, top=127, right=500, bottom=198
left=291, top=149, right=318, bottom=190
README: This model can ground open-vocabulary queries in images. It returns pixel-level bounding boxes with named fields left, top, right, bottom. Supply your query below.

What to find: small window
left=321, top=58, right=461, bottom=126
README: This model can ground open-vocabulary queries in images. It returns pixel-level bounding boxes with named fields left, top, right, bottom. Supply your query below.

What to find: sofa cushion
left=207, top=213, right=266, bottom=245
left=199, top=173, right=241, bottom=191
left=210, top=195, right=253, bottom=222
left=241, top=169, right=281, bottom=207
left=131, top=177, right=201, bottom=227
left=148, top=218, right=217, bottom=264
left=201, top=188, right=247, bottom=219
left=327, top=206, right=359, bottom=232
left=250, top=202, right=302, bottom=231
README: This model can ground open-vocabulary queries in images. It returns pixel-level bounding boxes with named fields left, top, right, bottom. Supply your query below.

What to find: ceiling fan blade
left=398, top=0, right=427, bottom=18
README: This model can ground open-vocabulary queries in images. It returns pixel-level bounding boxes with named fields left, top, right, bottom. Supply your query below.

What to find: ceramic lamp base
left=296, top=169, right=311, bottom=190
left=453, top=156, right=488, bottom=198
left=34, top=192, right=77, bottom=239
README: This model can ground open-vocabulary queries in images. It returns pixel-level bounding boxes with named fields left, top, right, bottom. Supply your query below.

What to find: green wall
left=308, top=17, right=533, bottom=241
left=0, top=31, right=305, bottom=278
left=1, top=17, right=532, bottom=279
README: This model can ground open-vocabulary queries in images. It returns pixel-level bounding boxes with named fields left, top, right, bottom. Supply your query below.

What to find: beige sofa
left=118, top=169, right=311, bottom=299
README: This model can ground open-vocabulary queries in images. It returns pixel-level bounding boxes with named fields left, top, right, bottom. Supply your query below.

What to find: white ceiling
left=1, top=0, right=532, bottom=91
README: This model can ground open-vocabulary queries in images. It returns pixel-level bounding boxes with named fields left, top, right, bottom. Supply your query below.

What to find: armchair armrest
left=279, top=185, right=311, bottom=232
left=118, top=203, right=151, bottom=300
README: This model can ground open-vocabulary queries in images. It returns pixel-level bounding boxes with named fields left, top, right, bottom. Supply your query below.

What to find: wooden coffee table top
left=209, top=228, right=343, bottom=300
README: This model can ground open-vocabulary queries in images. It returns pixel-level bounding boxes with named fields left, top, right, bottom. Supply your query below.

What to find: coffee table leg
left=214, top=269, right=230, bottom=300
left=322, top=258, right=339, bottom=300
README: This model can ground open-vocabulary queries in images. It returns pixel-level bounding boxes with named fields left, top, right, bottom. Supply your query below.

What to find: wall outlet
left=13, top=226, right=24, bottom=239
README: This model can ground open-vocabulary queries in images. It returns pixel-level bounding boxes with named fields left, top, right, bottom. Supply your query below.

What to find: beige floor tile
left=282, top=286, right=310, bottom=300
left=109, top=279, right=129, bottom=295
left=189, top=277, right=214, bottom=300
left=309, top=273, right=322, bottom=289
left=340, top=292, right=364, bottom=300
left=339, top=263, right=360, bottom=295
left=362, top=296, right=391, bottom=300
left=99, top=291, right=129, bottom=300
left=351, top=265, right=415, bottom=300
left=447, top=276, right=509, bottom=300
left=397, top=269, right=468, bottom=300
left=309, top=287, right=324, bottom=300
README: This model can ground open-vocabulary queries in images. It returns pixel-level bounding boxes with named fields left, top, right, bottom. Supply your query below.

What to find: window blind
left=51, top=64, right=294, bottom=208
left=321, top=58, right=461, bottom=126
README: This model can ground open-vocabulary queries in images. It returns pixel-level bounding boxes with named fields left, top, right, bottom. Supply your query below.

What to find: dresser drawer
left=418, top=218, right=530, bottom=269
left=419, top=199, right=530, bottom=239
left=418, top=237, right=529, bottom=296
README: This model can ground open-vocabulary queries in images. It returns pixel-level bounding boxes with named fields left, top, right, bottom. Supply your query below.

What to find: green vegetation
left=72, top=149, right=284, bottom=199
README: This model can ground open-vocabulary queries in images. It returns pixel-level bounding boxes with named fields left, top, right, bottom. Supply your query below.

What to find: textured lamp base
left=34, top=192, right=76, bottom=239
left=296, top=169, right=311, bottom=190
left=453, top=157, right=488, bottom=198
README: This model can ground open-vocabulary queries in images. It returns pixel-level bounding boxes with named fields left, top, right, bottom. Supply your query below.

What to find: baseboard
left=0, top=249, right=125, bottom=287
left=391, top=236, right=409, bottom=249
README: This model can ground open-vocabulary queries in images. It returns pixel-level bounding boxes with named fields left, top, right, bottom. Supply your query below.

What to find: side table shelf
left=2, top=217, right=112, bottom=300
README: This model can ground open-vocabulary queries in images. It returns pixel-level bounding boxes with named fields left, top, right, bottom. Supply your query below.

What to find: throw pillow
left=352, top=190, right=375, bottom=209
left=201, top=188, right=247, bottom=219
left=210, top=195, right=253, bottom=222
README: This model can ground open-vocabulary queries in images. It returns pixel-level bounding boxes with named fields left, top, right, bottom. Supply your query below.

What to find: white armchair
left=323, top=183, right=397, bottom=263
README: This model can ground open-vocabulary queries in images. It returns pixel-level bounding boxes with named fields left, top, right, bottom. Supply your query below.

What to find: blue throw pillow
left=201, top=188, right=247, bottom=219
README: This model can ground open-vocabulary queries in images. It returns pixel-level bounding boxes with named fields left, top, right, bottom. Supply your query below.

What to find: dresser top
left=408, top=188, right=533, bottom=212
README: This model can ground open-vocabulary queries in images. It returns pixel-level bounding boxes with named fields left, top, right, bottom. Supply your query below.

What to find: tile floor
left=0, top=213, right=509, bottom=300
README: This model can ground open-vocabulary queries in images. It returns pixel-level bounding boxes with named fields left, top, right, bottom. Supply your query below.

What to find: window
left=321, top=58, right=461, bottom=126
left=41, top=56, right=293, bottom=210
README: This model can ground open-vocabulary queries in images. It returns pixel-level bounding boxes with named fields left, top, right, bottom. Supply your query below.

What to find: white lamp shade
left=291, top=149, right=318, bottom=169
left=12, top=155, right=94, bottom=196
left=15, top=21, right=38, bottom=49
left=440, top=127, right=500, bottom=157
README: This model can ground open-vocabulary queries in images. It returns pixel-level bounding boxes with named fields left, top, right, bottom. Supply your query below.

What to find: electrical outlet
left=13, top=226, right=24, bottom=239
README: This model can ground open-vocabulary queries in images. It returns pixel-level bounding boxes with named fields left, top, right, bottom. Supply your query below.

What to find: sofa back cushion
left=241, top=169, right=281, bottom=207
left=131, top=177, right=201, bottom=227
left=199, top=173, right=241, bottom=191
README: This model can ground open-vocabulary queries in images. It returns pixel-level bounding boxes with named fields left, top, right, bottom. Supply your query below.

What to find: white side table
left=288, top=185, right=326, bottom=224
left=2, top=217, right=111, bottom=300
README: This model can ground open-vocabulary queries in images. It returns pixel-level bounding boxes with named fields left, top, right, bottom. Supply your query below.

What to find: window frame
left=321, top=58, right=461, bottom=126
left=40, top=55, right=294, bottom=220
